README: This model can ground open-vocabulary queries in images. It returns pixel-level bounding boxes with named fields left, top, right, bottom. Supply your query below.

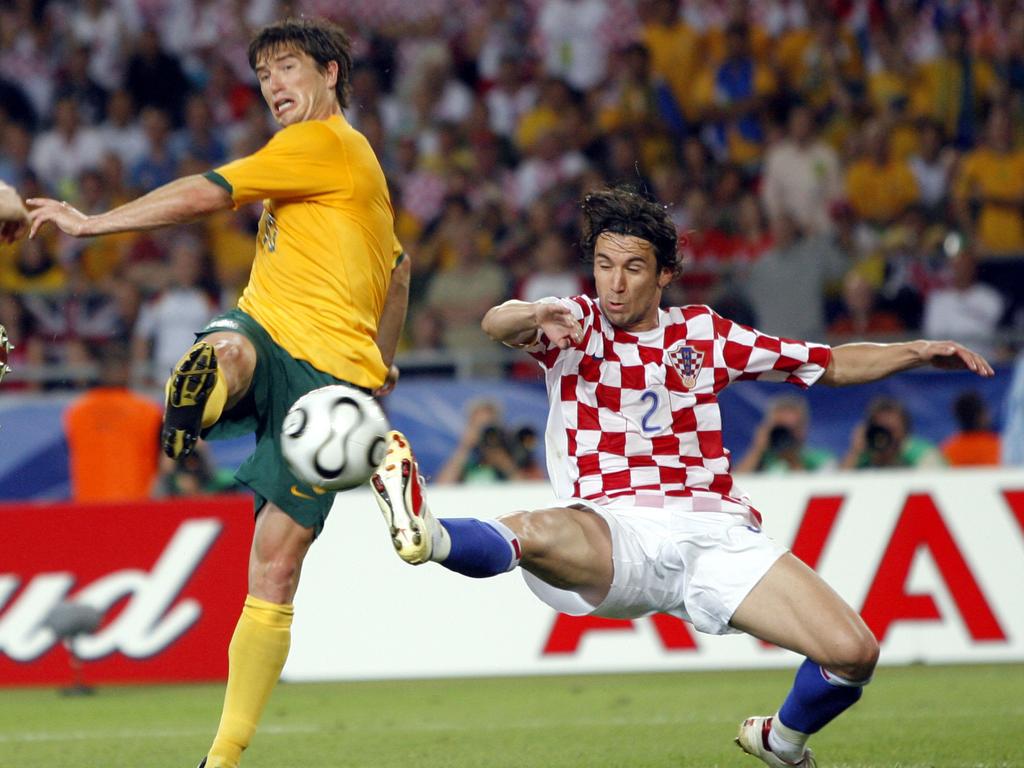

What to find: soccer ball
left=281, top=384, right=390, bottom=491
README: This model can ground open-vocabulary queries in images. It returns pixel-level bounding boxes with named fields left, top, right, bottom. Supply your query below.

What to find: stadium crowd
left=1, top=0, right=1023, bottom=388
left=0, top=0, right=1020, bottom=503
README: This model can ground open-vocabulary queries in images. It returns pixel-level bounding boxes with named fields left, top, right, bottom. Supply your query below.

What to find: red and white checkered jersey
left=525, top=296, right=832, bottom=517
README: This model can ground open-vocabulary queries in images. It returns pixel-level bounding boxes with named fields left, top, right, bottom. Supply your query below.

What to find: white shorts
left=521, top=498, right=787, bottom=635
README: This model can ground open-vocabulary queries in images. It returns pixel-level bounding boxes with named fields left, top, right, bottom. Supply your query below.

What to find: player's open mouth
left=275, top=98, right=296, bottom=116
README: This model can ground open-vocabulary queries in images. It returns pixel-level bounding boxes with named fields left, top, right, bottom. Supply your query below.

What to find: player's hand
left=373, top=364, right=399, bottom=397
left=839, top=420, right=868, bottom=469
left=26, top=198, right=90, bottom=239
left=847, top=421, right=867, bottom=454
left=919, top=340, right=994, bottom=377
left=537, top=303, right=583, bottom=350
left=461, top=403, right=498, bottom=447
left=750, top=418, right=773, bottom=453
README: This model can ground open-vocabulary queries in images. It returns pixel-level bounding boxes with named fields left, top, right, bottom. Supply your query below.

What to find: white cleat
left=370, top=430, right=436, bottom=564
left=735, top=716, right=817, bottom=767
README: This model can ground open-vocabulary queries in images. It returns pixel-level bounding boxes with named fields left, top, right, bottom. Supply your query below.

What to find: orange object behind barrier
left=64, top=387, right=164, bottom=502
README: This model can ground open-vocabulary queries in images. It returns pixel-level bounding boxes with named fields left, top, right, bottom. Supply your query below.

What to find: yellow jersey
left=208, top=113, right=401, bottom=389
left=642, top=21, right=703, bottom=119
left=954, top=147, right=1024, bottom=255
left=845, top=158, right=919, bottom=224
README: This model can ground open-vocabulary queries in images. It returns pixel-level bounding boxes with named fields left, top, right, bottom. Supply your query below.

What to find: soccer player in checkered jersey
left=371, top=187, right=994, bottom=767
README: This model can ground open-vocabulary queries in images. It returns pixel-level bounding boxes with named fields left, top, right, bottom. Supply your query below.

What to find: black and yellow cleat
left=162, top=341, right=218, bottom=459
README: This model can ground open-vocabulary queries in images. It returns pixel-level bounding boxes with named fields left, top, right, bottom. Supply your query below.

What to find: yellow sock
left=205, top=596, right=293, bottom=768
left=201, top=370, right=229, bottom=428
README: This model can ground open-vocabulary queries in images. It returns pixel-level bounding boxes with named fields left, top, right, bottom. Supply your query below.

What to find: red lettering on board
left=543, top=614, right=697, bottom=654
left=859, top=494, right=1005, bottom=642
left=1003, top=490, right=1024, bottom=536
left=789, top=495, right=844, bottom=569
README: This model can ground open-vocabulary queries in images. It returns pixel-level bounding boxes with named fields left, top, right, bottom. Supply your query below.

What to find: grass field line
left=0, top=723, right=324, bottom=744
left=0, top=714, right=704, bottom=744
left=3, top=703, right=1023, bottom=745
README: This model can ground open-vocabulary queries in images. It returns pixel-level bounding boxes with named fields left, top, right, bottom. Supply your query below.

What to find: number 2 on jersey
left=640, top=390, right=661, bottom=433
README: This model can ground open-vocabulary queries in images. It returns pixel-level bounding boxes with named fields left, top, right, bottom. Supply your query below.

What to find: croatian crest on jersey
left=667, top=341, right=704, bottom=389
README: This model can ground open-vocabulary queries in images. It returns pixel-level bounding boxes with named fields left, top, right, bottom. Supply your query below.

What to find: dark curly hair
left=579, top=187, right=682, bottom=277
left=248, top=18, right=353, bottom=110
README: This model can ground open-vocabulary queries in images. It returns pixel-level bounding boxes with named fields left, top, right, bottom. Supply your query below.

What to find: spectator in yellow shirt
left=845, top=120, right=920, bottom=227
left=866, top=28, right=914, bottom=116
left=641, top=0, right=703, bottom=121
left=598, top=43, right=674, bottom=169
left=910, top=19, right=998, bottom=149
left=776, top=9, right=863, bottom=110
left=694, top=21, right=776, bottom=168
left=954, top=106, right=1024, bottom=256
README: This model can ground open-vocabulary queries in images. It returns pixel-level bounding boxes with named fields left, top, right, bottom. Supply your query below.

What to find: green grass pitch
left=2, top=664, right=1021, bottom=767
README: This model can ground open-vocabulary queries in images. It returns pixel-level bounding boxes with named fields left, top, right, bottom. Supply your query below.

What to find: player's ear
left=657, top=266, right=673, bottom=289
left=324, top=60, right=339, bottom=90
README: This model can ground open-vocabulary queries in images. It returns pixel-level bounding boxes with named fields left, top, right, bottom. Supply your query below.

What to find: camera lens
left=866, top=422, right=894, bottom=451
left=768, top=425, right=797, bottom=452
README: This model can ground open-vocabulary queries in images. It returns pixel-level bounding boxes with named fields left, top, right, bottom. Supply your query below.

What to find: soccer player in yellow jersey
left=27, top=19, right=409, bottom=768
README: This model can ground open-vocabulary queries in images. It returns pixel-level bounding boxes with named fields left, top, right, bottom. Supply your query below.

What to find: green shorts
left=199, top=308, right=348, bottom=537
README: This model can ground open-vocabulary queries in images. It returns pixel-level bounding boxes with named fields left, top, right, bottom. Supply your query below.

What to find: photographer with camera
left=736, top=395, right=835, bottom=474
left=437, top=398, right=541, bottom=484
left=842, top=395, right=944, bottom=469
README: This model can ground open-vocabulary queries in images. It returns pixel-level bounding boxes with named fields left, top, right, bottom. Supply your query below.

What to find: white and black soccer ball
left=281, top=384, right=390, bottom=491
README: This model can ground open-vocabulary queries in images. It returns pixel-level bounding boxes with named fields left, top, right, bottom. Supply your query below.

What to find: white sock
left=484, top=519, right=522, bottom=571
left=429, top=512, right=452, bottom=561
left=768, top=715, right=809, bottom=763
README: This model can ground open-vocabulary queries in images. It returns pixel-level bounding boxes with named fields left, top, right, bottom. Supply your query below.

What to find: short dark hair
left=579, top=187, right=681, bottom=276
left=248, top=18, right=353, bottom=110
left=867, top=395, right=910, bottom=431
left=953, top=390, right=988, bottom=431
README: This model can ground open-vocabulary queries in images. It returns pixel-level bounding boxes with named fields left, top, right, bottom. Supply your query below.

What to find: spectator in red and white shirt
left=370, top=187, right=994, bottom=768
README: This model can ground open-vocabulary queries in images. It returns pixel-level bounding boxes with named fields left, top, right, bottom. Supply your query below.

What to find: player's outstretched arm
left=482, top=299, right=583, bottom=350
left=0, top=182, right=29, bottom=244
left=820, top=340, right=994, bottom=387
left=26, top=174, right=233, bottom=239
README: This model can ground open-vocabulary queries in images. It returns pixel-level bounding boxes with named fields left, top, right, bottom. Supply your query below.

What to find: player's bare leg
left=371, top=431, right=614, bottom=605
left=729, top=553, right=878, bottom=767
left=731, top=554, right=877, bottom=678
left=499, top=505, right=613, bottom=608
left=247, top=502, right=315, bottom=603
left=204, top=503, right=314, bottom=768
left=162, top=331, right=256, bottom=458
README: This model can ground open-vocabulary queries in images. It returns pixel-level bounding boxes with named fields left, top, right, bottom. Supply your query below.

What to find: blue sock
left=777, top=658, right=867, bottom=734
left=437, top=519, right=520, bottom=578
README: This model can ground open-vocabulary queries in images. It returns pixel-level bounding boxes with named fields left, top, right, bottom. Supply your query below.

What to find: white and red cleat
left=370, top=430, right=437, bottom=564
left=736, top=716, right=817, bottom=767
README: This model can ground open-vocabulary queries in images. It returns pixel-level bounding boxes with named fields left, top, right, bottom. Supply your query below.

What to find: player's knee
left=210, top=335, right=256, bottom=388
left=216, top=337, right=256, bottom=369
left=824, top=627, right=879, bottom=681
left=501, top=508, right=566, bottom=564
left=249, top=540, right=308, bottom=602
left=249, top=556, right=301, bottom=603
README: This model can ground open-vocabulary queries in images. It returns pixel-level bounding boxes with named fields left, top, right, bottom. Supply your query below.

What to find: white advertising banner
left=283, top=468, right=1024, bottom=681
